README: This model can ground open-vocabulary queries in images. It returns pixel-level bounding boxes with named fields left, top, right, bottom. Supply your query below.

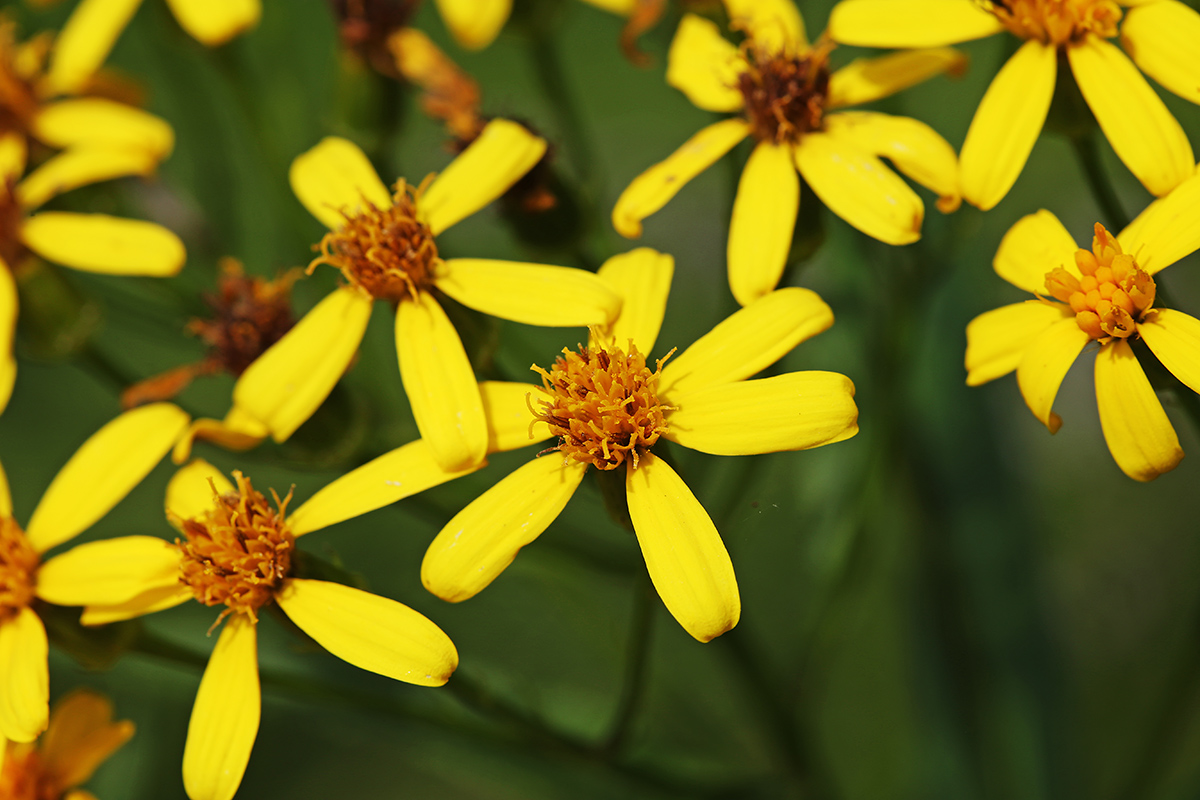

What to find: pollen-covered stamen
left=531, top=340, right=672, bottom=471
left=985, top=0, right=1121, bottom=45
left=0, top=516, right=38, bottom=621
left=174, top=472, right=294, bottom=625
left=1045, top=222, right=1155, bottom=340
left=309, top=180, right=440, bottom=303
left=189, top=258, right=298, bottom=376
left=737, top=42, right=831, bottom=145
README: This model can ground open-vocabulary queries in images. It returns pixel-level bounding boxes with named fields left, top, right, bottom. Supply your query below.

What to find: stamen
left=983, top=0, right=1121, bottom=45
left=737, top=41, right=832, bottom=145
left=0, top=515, right=37, bottom=621
left=1044, top=222, right=1155, bottom=340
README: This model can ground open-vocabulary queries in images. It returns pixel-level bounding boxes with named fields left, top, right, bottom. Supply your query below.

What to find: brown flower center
left=986, top=0, right=1121, bottom=45
left=189, top=258, right=297, bottom=376
left=1044, top=223, right=1155, bottom=340
left=309, top=181, right=440, bottom=303
left=0, top=515, right=38, bottom=622
left=0, top=182, right=27, bottom=269
left=0, top=20, right=41, bottom=140
left=737, top=43, right=831, bottom=145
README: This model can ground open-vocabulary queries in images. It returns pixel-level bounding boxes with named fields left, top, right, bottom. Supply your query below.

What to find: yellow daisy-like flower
left=965, top=172, right=1200, bottom=481
left=35, top=458, right=462, bottom=800
left=613, top=0, right=963, bottom=306
left=421, top=247, right=860, bottom=642
left=1, top=689, right=134, bottom=800
left=231, top=120, right=621, bottom=473
left=829, top=0, right=1198, bottom=210
left=0, top=403, right=188, bottom=742
left=436, top=0, right=636, bottom=51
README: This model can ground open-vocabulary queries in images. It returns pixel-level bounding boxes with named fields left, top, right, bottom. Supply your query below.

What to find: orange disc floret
left=988, top=0, right=1121, bottom=45
left=0, top=742, right=43, bottom=800
left=737, top=42, right=832, bottom=146
left=1044, top=222, right=1155, bottom=340
left=0, top=515, right=38, bottom=622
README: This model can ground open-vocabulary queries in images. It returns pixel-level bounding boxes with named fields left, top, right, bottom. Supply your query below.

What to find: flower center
left=530, top=340, right=671, bottom=470
left=174, top=471, right=294, bottom=624
left=986, top=0, right=1121, bottom=45
left=0, top=182, right=27, bottom=268
left=309, top=181, right=440, bottom=303
left=737, top=43, right=831, bottom=145
left=189, top=258, right=297, bottom=376
left=0, top=742, right=49, bottom=800
left=0, top=516, right=38, bottom=622
left=1044, top=223, right=1155, bottom=340
left=0, top=21, right=41, bottom=140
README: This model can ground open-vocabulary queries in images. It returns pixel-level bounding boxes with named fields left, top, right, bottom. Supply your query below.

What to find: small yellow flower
left=435, top=0, right=636, bottom=50
left=613, top=0, right=963, bottom=307
left=0, top=403, right=187, bottom=742
left=421, top=248, right=860, bottom=642
left=828, top=0, right=1199, bottom=210
left=965, top=172, right=1200, bottom=480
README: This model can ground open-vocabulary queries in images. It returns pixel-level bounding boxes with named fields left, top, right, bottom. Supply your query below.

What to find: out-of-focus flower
left=421, top=248, right=859, bottom=642
left=329, top=0, right=419, bottom=78
left=829, top=0, right=1198, bottom=210
left=435, top=0, right=636, bottom=51
left=965, top=173, right=1200, bottom=481
left=613, top=0, right=962, bottom=306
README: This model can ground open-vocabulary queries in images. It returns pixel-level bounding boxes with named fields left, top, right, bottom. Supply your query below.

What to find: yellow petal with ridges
left=81, top=584, right=192, bottom=626
left=626, top=452, right=738, bottom=643
left=36, top=536, right=179, bottom=607
left=722, top=0, right=806, bottom=54
left=0, top=131, right=26, bottom=184
left=34, top=99, right=174, bottom=159
left=1095, top=339, right=1182, bottom=481
left=233, top=286, right=372, bottom=442
left=1069, top=35, right=1193, bottom=198
left=276, top=579, right=458, bottom=686
left=396, top=292, right=488, bottom=472
left=1139, top=309, right=1200, bottom=396
left=422, top=456, right=587, bottom=603
left=182, top=615, right=258, bottom=800
left=827, top=0, right=1003, bottom=46
left=289, top=137, right=391, bottom=232
left=480, top=381, right=552, bottom=453
left=166, top=459, right=234, bottom=524
left=666, top=14, right=746, bottom=112
left=728, top=142, right=799, bottom=307
left=164, top=0, right=260, bottom=45
left=1015, top=317, right=1090, bottom=433
left=434, top=0, right=511, bottom=50
left=0, top=609, right=48, bottom=742
left=659, top=287, right=833, bottom=396
left=25, top=403, right=189, bottom=554
left=965, top=301, right=1073, bottom=386
left=828, top=48, right=967, bottom=108
left=435, top=259, right=621, bottom=327
left=960, top=40, right=1056, bottom=211
left=0, top=264, right=15, bottom=417
left=21, top=213, right=184, bottom=276
left=993, top=209, right=1080, bottom=293
left=593, top=248, right=674, bottom=354
left=612, top=119, right=750, bottom=238
left=40, top=689, right=135, bottom=789
left=1117, top=169, right=1200, bottom=275
left=17, top=148, right=157, bottom=211
left=421, top=119, right=545, bottom=235
left=1121, top=0, right=1200, bottom=105
left=171, top=408, right=268, bottom=464
left=46, top=0, right=143, bottom=95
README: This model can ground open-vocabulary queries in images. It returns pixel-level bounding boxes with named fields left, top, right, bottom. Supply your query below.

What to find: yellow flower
left=231, top=120, right=621, bottom=473
left=435, top=0, right=636, bottom=50
left=0, top=403, right=188, bottom=742
left=1, top=689, right=134, bottom=800
left=613, top=0, right=963, bottom=307
left=829, top=0, right=1198, bottom=210
left=421, top=248, right=860, bottom=642
left=965, top=172, right=1200, bottom=481
left=36, top=458, right=462, bottom=800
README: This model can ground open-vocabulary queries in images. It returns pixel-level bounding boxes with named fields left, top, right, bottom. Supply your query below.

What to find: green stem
left=1068, top=128, right=1130, bottom=233
left=601, top=573, right=656, bottom=756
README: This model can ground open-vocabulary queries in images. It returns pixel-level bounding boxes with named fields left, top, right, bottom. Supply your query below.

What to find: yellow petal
left=0, top=609, right=48, bottom=742
left=0, top=131, right=26, bottom=184
left=21, top=213, right=185, bottom=276
left=1116, top=167, right=1200, bottom=275
left=612, top=119, right=750, bottom=238
left=793, top=133, right=923, bottom=245
left=81, top=584, right=192, bottom=626
left=421, top=119, right=546, bottom=235
left=275, top=579, right=458, bottom=686
left=828, top=48, right=967, bottom=108
left=1015, top=317, right=1090, bottom=433
left=965, top=301, right=1073, bottom=386
left=959, top=40, right=1056, bottom=211
left=17, top=148, right=157, bottom=211
left=288, top=439, right=480, bottom=536
left=182, top=615, right=258, bottom=800
left=578, top=0, right=635, bottom=12
left=163, top=0, right=260, bottom=45
left=34, top=99, right=174, bottom=159
left=1121, top=0, right=1200, bottom=105
left=480, top=381, right=553, bottom=453
left=0, top=456, right=10, bottom=518
left=827, top=0, right=1003, bottom=46
left=35, top=536, right=179, bottom=607
left=659, top=287, right=833, bottom=396
left=434, top=0, right=511, bottom=50
left=592, top=247, right=674, bottom=354
left=0, top=264, right=15, bottom=417
left=396, top=293, right=488, bottom=472
left=46, top=0, right=143, bottom=95
left=41, top=689, right=134, bottom=788
left=993, top=209, right=1080, bottom=293
left=722, top=0, right=806, bottom=54
left=1139, top=309, right=1200, bottom=395
left=421, top=456, right=587, bottom=603
left=166, top=459, right=234, bottom=523
left=171, top=408, right=268, bottom=465
left=289, top=137, right=391, bottom=231
left=728, top=142, right=799, bottom=307
left=1095, top=338, right=1183, bottom=481
left=233, top=286, right=371, bottom=442
left=1069, top=35, right=1193, bottom=197
left=626, top=452, right=738, bottom=643
left=434, top=259, right=621, bottom=327
left=25, top=403, right=189, bottom=553
left=666, top=14, right=747, bottom=112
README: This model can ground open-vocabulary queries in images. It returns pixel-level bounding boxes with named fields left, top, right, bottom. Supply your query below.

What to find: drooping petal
left=289, top=137, right=392, bottom=231
left=396, top=292, right=488, bottom=472
left=593, top=248, right=674, bottom=354
left=435, top=259, right=621, bottom=327
left=0, top=131, right=27, bottom=184
left=793, top=133, right=923, bottom=245
left=17, top=148, right=158, bottom=211
left=1015, top=318, right=1091, bottom=433
left=434, top=0, right=511, bottom=50
left=827, top=0, right=1004, bottom=46
left=182, top=616, right=259, bottom=800
left=480, top=381, right=553, bottom=453
left=81, top=584, right=192, bottom=626
left=276, top=579, right=458, bottom=686
left=666, top=14, right=747, bottom=112
left=35, top=536, right=180, bottom=607
left=421, top=119, right=545, bottom=235
left=163, top=0, right=260, bottom=45
left=959, top=40, right=1056, bottom=211
left=0, top=609, right=48, bottom=742
left=1121, top=0, right=1200, bottom=105
left=46, top=0, right=143, bottom=95
left=165, top=459, right=234, bottom=524
left=40, top=689, right=134, bottom=789
left=993, top=209, right=1080, bottom=292
left=728, top=142, right=799, bottom=307
left=25, top=403, right=189, bottom=553
left=612, top=119, right=750, bottom=238
left=1069, top=35, right=1193, bottom=197
left=21, top=213, right=185, bottom=276
left=171, top=408, right=269, bottom=464
left=722, top=0, right=806, bottom=54
left=0, top=264, right=14, bottom=416
left=827, top=48, right=967, bottom=108
left=34, top=99, right=174, bottom=159
left=1139, top=309, right=1200, bottom=395
left=233, top=286, right=372, bottom=442
left=965, top=301, right=1073, bottom=386
left=659, top=287, right=833, bottom=396
left=1117, top=168, right=1200, bottom=274
left=421, top=456, right=587, bottom=603
left=1095, top=339, right=1183, bottom=481
left=626, top=452, right=738, bottom=643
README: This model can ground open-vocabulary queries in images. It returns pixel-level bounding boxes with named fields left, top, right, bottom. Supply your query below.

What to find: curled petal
left=722, top=0, right=806, bottom=54
left=171, top=408, right=268, bottom=465
left=667, top=14, right=747, bottom=112
left=1095, top=339, right=1183, bottom=481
